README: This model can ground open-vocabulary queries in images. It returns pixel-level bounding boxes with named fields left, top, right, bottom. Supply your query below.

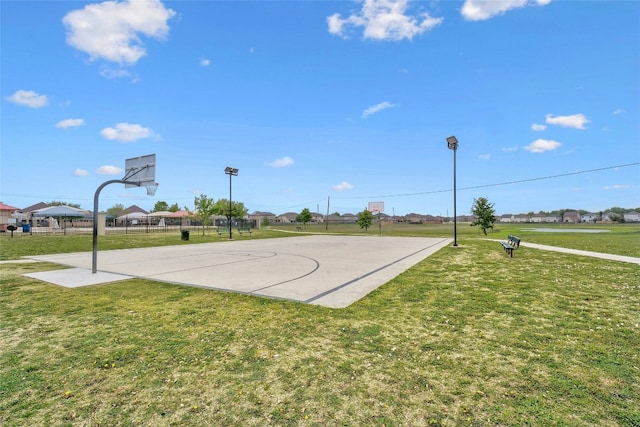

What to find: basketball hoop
left=146, top=182, right=159, bottom=196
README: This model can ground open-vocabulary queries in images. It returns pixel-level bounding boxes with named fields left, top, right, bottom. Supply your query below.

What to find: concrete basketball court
left=24, top=235, right=452, bottom=308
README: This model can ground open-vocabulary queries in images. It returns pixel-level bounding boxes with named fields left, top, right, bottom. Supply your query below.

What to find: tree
left=152, top=201, right=169, bottom=212
left=194, top=194, right=215, bottom=235
left=212, top=198, right=248, bottom=227
left=169, top=203, right=180, bottom=212
left=470, top=196, right=496, bottom=236
left=605, top=207, right=627, bottom=223
left=49, top=201, right=81, bottom=208
left=357, top=209, right=375, bottom=232
left=296, top=208, right=313, bottom=228
left=261, top=217, right=270, bottom=227
left=106, top=203, right=125, bottom=217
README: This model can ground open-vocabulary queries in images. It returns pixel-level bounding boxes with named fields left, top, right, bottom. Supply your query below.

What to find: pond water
left=521, top=228, right=610, bottom=233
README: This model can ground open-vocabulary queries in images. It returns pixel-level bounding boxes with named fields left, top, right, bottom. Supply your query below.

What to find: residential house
left=581, top=212, right=601, bottom=223
left=623, top=211, right=640, bottom=222
left=530, top=214, right=544, bottom=223
left=325, top=214, right=342, bottom=224
left=513, top=214, right=529, bottom=223
left=563, top=211, right=581, bottom=223
left=122, top=205, right=149, bottom=215
left=249, top=211, right=277, bottom=225
left=275, top=212, right=298, bottom=223
left=543, top=214, right=561, bottom=223
left=341, top=213, right=358, bottom=223
left=373, top=212, right=391, bottom=222
left=499, top=214, right=514, bottom=223
left=0, top=202, right=20, bottom=230
left=20, top=201, right=49, bottom=226
left=388, top=215, right=406, bottom=224
left=405, top=213, right=425, bottom=224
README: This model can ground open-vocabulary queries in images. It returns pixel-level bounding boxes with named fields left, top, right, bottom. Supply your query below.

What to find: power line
left=333, top=162, right=640, bottom=200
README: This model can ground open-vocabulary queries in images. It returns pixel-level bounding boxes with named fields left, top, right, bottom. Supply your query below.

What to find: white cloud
left=200, top=58, right=211, bottom=67
left=524, top=138, right=561, bottom=153
left=362, top=101, right=396, bottom=118
left=99, top=66, right=134, bottom=80
left=270, top=156, right=295, bottom=168
left=328, top=0, right=443, bottom=41
left=333, top=181, right=354, bottom=192
left=478, top=154, right=491, bottom=160
left=56, top=118, right=85, bottom=129
left=531, top=123, right=547, bottom=131
left=5, top=90, right=48, bottom=108
left=545, top=113, right=590, bottom=130
left=603, top=184, right=630, bottom=190
left=502, top=146, right=518, bottom=152
left=612, top=108, right=625, bottom=115
left=461, top=0, right=551, bottom=21
left=100, top=122, right=157, bottom=142
left=97, top=165, right=123, bottom=175
left=62, top=0, right=176, bottom=65
left=74, top=168, right=89, bottom=176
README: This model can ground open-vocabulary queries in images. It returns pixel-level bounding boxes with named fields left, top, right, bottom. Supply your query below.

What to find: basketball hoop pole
left=92, top=179, right=138, bottom=274
left=92, top=154, right=156, bottom=273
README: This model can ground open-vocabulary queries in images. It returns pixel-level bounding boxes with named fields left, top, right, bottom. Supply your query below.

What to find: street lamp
left=446, top=136, right=458, bottom=247
left=224, top=167, right=239, bottom=240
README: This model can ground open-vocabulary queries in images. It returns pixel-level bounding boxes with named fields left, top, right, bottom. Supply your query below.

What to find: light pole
left=224, top=167, right=239, bottom=240
left=446, top=136, right=458, bottom=247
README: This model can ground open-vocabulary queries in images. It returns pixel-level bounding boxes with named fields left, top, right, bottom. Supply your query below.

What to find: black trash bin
left=181, top=230, right=189, bottom=241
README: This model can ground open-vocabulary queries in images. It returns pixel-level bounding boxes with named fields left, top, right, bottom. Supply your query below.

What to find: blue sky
left=1, top=0, right=639, bottom=216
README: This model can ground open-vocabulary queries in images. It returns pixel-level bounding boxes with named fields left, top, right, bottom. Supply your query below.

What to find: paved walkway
left=519, top=241, right=640, bottom=265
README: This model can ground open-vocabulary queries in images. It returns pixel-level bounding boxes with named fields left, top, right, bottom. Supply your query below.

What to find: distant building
left=581, top=212, right=601, bottom=223
left=623, top=211, right=640, bottom=222
left=122, top=205, right=148, bottom=215
left=499, top=214, right=513, bottom=223
left=513, top=214, right=529, bottom=223
left=563, top=211, right=581, bottom=223
left=341, top=213, right=358, bottom=223
left=250, top=211, right=277, bottom=225
left=405, top=213, right=425, bottom=224
left=275, top=212, right=298, bottom=223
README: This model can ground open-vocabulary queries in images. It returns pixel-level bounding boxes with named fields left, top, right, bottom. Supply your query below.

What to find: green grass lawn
left=1, top=226, right=639, bottom=426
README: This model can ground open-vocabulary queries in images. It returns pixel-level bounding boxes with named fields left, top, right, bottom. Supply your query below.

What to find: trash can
left=22, top=224, right=31, bottom=233
left=181, top=230, right=189, bottom=241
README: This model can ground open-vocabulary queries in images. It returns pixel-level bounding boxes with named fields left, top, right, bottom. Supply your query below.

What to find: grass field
left=1, top=224, right=639, bottom=426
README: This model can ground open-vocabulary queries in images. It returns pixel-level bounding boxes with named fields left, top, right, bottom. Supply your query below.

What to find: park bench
left=296, top=226, right=303, bottom=232
left=500, top=234, right=521, bottom=257
left=216, top=227, right=226, bottom=237
left=237, top=227, right=253, bottom=236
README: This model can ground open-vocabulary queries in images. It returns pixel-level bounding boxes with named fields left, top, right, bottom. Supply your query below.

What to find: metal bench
left=500, top=234, right=521, bottom=257
left=237, top=227, right=253, bottom=236
left=215, top=227, right=226, bottom=237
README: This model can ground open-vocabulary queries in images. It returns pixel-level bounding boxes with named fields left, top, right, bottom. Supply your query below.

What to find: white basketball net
left=146, top=182, right=159, bottom=196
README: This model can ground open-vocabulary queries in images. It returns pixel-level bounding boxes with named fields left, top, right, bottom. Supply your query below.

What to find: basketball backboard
left=124, top=154, right=156, bottom=188
left=368, top=201, right=384, bottom=214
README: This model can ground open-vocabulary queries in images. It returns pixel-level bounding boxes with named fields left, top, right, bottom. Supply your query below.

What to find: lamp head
left=225, top=167, right=239, bottom=175
left=446, top=136, right=458, bottom=150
